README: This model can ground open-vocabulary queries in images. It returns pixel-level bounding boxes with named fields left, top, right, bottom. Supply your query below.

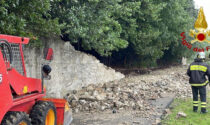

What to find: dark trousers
left=191, top=86, right=207, bottom=112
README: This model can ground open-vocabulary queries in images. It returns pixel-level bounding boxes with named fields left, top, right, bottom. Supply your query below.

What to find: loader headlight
left=65, top=102, right=70, bottom=112
left=64, top=102, right=73, bottom=125
left=42, top=65, right=52, bottom=76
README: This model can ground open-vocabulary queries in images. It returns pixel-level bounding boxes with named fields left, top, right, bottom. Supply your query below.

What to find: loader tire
left=30, top=101, right=57, bottom=125
left=1, top=112, right=31, bottom=125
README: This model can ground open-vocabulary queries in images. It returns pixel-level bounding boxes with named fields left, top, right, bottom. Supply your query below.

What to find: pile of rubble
left=65, top=66, right=191, bottom=114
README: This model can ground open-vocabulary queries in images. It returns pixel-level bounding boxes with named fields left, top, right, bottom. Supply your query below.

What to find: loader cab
left=0, top=35, right=42, bottom=96
left=0, top=37, right=28, bottom=76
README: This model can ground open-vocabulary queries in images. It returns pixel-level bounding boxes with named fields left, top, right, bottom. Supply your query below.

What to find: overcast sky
left=194, top=0, right=210, bottom=29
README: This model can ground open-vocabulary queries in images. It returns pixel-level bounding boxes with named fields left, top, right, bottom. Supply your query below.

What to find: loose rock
left=67, top=66, right=190, bottom=118
left=176, top=111, right=187, bottom=119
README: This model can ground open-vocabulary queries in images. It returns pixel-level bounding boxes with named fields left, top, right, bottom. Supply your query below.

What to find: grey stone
left=95, top=93, right=107, bottom=101
left=79, top=96, right=97, bottom=101
left=70, top=100, right=77, bottom=108
left=86, top=85, right=94, bottom=91
left=101, top=106, right=106, bottom=111
left=176, top=112, right=187, bottom=119
left=79, top=100, right=87, bottom=105
left=69, top=95, right=78, bottom=101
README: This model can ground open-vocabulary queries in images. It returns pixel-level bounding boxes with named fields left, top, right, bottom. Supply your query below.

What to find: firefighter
left=187, top=52, right=210, bottom=113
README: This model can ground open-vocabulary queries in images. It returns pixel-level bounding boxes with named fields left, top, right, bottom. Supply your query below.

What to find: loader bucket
left=40, top=98, right=73, bottom=125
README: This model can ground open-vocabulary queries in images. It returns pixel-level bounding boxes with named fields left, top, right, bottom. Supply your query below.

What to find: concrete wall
left=23, top=36, right=124, bottom=98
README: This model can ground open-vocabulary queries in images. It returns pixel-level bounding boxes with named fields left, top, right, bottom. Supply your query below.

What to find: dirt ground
left=70, top=66, right=190, bottom=125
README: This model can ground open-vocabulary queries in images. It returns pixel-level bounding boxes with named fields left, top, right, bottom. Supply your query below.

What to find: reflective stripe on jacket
left=187, top=59, right=210, bottom=86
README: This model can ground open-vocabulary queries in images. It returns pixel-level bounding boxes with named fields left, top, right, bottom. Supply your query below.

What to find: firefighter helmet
left=197, top=52, right=205, bottom=59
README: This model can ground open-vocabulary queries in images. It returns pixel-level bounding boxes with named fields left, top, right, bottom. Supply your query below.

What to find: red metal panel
left=13, top=93, right=45, bottom=106
left=0, top=34, right=29, bottom=44
left=46, top=48, right=53, bottom=61
left=10, top=101, right=35, bottom=114
left=10, top=93, right=45, bottom=113
left=7, top=69, right=42, bottom=95
left=40, top=98, right=66, bottom=125
left=19, top=44, right=27, bottom=76
left=0, top=51, right=13, bottom=123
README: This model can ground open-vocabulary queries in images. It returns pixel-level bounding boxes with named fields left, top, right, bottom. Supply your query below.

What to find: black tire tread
left=30, top=101, right=57, bottom=125
left=1, top=111, right=31, bottom=125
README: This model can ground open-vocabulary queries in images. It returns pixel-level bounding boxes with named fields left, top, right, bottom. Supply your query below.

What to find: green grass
left=162, top=96, right=210, bottom=125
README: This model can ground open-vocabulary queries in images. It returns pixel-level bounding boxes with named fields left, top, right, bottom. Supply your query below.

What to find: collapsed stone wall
left=23, top=36, right=124, bottom=98
left=67, top=66, right=190, bottom=114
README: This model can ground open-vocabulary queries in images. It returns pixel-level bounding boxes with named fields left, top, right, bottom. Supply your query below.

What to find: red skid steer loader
left=0, top=34, right=73, bottom=125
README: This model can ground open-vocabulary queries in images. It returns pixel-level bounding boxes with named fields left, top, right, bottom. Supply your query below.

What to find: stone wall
left=23, top=37, right=124, bottom=98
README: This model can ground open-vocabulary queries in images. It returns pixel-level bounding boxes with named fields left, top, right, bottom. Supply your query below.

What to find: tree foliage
left=114, top=0, right=167, bottom=66
left=50, top=0, right=128, bottom=56
left=0, top=0, right=197, bottom=67
left=50, top=0, right=196, bottom=66
left=159, top=0, right=197, bottom=62
left=0, top=0, right=60, bottom=47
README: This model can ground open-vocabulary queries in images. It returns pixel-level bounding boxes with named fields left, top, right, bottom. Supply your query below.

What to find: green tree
left=50, top=0, right=196, bottom=67
left=0, top=0, right=60, bottom=47
left=159, top=0, right=197, bottom=63
left=112, top=0, right=197, bottom=67
left=50, top=0, right=128, bottom=56
left=114, top=0, right=167, bottom=67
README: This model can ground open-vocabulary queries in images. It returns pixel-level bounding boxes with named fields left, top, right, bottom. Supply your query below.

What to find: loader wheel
left=1, top=112, right=31, bottom=125
left=30, top=101, right=57, bottom=125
